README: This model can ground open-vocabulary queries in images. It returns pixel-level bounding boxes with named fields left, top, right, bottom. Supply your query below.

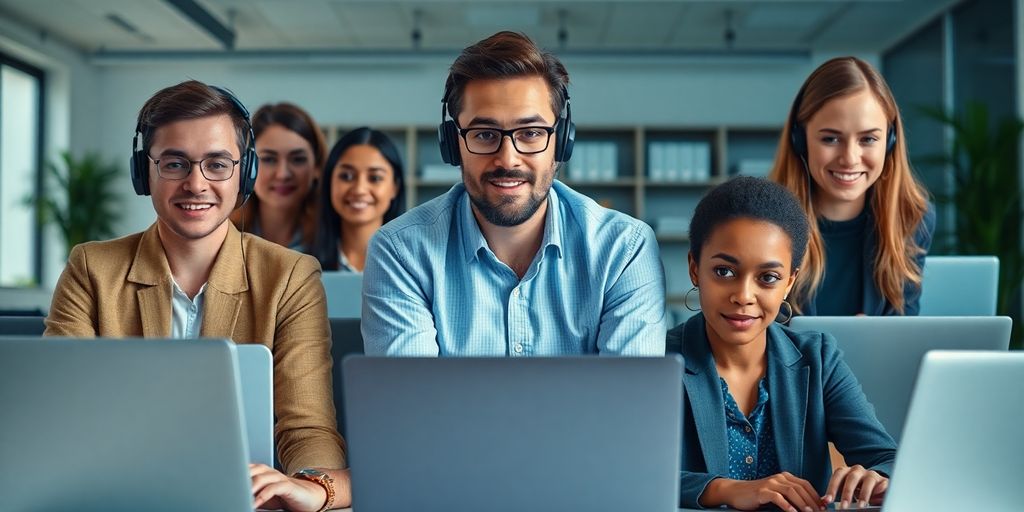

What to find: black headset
left=788, top=85, right=897, bottom=162
left=130, top=85, right=258, bottom=204
left=438, top=82, right=575, bottom=167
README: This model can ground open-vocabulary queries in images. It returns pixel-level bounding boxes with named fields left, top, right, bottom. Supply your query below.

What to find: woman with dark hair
left=670, top=177, right=896, bottom=511
left=314, top=127, right=405, bottom=272
left=231, top=102, right=325, bottom=253
left=769, top=56, right=935, bottom=316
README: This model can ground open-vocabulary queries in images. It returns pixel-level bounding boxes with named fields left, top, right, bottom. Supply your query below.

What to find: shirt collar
left=459, top=181, right=564, bottom=264
left=338, top=249, right=361, bottom=273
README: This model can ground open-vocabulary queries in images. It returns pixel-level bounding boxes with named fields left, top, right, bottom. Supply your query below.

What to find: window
left=0, top=53, right=45, bottom=286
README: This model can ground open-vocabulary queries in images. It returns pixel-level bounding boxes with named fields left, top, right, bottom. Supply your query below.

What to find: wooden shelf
left=562, top=178, right=637, bottom=187
left=417, top=180, right=459, bottom=187
left=645, top=178, right=725, bottom=188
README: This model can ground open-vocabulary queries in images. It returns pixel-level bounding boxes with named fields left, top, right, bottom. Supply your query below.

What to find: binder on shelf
left=649, top=142, right=666, bottom=181
left=600, top=143, right=617, bottom=181
left=664, top=143, right=681, bottom=182
left=586, top=142, right=602, bottom=182
left=736, top=159, right=773, bottom=177
left=421, top=164, right=461, bottom=182
left=694, top=141, right=712, bottom=182
left=679, top=143, right=695, bottom=182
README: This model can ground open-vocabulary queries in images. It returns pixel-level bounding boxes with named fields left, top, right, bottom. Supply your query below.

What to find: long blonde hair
left=769, top=57, right=929, bottom=313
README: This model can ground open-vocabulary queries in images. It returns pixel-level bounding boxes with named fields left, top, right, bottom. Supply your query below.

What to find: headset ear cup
left=790, top=123, right=807, bottom=161
left=131, top=150, right=150, bottom=196
left=886, top=124, right=897, bottom=156
left=439, top=120, right=461, bottom=167
left=240, top=146, right=258, bottom=202
left=555, top=117, right=575, bottom=163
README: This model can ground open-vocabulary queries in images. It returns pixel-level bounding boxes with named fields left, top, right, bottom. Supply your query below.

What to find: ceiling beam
left=163, top=0, right=235, bottom=50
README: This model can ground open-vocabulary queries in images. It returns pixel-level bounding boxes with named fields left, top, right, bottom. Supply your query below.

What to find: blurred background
left=0, top=0, right=1020, bottom=335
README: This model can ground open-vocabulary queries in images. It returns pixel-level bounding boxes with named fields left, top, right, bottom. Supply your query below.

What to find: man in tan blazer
left=45, top=80, right=349, bottom=512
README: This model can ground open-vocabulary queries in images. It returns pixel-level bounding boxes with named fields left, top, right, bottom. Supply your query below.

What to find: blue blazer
left=800, top=203, right=936, bottom=316
left=667, top=314, right=897, bottom=509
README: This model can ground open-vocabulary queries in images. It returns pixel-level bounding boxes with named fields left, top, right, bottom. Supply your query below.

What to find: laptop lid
left=236, top=343, right=274, bottom=467
left=919, top=256, right=999, bottom=316
left=343, top=356, right=684, bottom=512
left=883, top=351, right=1024, bottom=512
left=322, top=272, right=363, bottom=318
left=788, top=316, right=1011, bottom=442
left=0, top=337, right=254, bottom=512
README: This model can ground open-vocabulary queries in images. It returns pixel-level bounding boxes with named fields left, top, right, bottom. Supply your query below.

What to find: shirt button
left=744, top=426, right=752, bottom=433
left=745, top=455, right=754, bottom=465
left=512, top=288, right=520, bottom=297
left=513, top=343, right=524, bottom=353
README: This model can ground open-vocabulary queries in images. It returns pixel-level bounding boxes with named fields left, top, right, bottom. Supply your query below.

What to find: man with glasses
left=45, top=80, right=351, bottom=511
left=362, top=32, right=666, bottom=356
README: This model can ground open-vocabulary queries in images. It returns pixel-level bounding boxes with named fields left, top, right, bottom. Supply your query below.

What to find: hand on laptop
left=700, top=472, right=826, bottom=511
left=823, top=464, right=888, bottom=509
left=250, top=464, right=352, bottom=511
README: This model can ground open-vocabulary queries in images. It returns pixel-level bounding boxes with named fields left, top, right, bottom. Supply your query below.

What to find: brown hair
left=768, top=56, right=930, bottom=313
left=445, top=31, right=569, bottom=122
left=136, top=80, right=249, bottom=158
left=230, top=103, right=325, bottom=251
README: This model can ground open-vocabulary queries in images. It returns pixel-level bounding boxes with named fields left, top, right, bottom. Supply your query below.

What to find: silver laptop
left=919, top=255, right=999, bottom=315
left=882, top=351, right=1024, bottom=512
left=788, top=316, right=1011, bottom=442
left=321, top=271, right=363, bottom=318
left=236, top=343, right=274, bottom=467
left=0, top=337, right=254, bottom=512
left=343, top=356, right=684, bottom=512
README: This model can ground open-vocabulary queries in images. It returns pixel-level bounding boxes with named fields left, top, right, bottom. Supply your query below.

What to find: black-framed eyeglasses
left=149, top=154, right=239, bottom=181
left=458, top=126, right=556, bottom=155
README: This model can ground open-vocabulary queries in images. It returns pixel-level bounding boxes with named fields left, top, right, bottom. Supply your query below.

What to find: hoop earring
left=777, top=299, right=794, bottom=324
left=684, top=286, right=701, bottom=312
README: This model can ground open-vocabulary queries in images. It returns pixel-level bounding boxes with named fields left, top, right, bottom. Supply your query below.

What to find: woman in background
left=314, top=127, right=405, bottom=272
left=670, top=176, right=896, bottom=511
left=232, top=103, right=325, bottom=253
left=769, top=57, right=935, bottom=316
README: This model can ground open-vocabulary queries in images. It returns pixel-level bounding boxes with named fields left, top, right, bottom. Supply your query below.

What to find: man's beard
left=466, top=167, right=550, bottom=227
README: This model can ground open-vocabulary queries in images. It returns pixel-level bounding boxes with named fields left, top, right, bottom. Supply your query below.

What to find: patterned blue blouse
left=721, top=377, right=781, bottom=480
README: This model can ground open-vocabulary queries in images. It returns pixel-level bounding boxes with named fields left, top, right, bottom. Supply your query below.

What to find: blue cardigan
left=800, top=203, right=936, bottom=316
left=667, top=314, right=897, bottom=509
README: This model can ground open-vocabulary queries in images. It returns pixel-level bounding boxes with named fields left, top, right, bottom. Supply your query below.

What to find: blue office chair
left=919, top=255, right=999, bottom=315
left=329, top=318, right=364, bottom=439
left=0, top=315, right=45, bottom=335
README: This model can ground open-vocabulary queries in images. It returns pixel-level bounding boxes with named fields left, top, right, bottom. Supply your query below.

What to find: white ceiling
left=0, top=0, right=961, bottom=56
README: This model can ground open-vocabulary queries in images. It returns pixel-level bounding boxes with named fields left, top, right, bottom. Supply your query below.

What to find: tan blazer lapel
left=128, top=225, right=173, bottom=337
left=200, top=288, right=241, bottom=339
left=201, top=224, right=247, bottom=340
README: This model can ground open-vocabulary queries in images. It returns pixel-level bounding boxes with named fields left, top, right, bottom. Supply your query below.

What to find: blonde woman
left=770, top=57, right=935, bottom=316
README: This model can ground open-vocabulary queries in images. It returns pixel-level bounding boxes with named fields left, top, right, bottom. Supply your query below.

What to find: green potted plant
left=922, top=102, right=1024, bottom=346
left=30, top=151, right=122, bottom=256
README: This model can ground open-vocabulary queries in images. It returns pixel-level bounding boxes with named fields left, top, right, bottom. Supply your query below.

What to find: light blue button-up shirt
left=362, top=180, right=666, bottom=356
left=170, top=279, right=207, bottom=339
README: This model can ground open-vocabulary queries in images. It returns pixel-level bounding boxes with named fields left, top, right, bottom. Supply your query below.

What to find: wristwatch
left=291, top=468, right=335, bottom=512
